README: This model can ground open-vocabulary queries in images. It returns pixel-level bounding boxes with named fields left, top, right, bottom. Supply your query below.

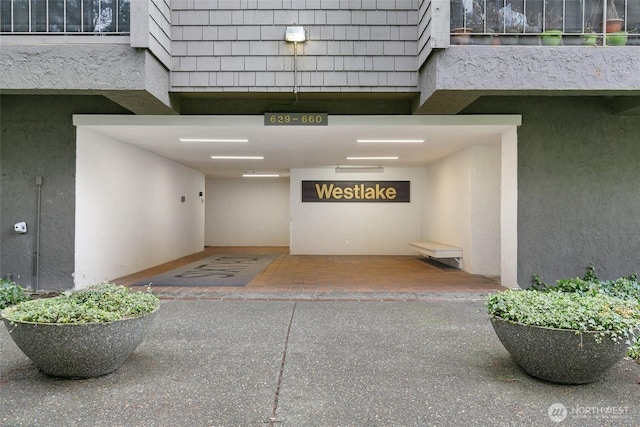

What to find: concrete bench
left=409, top=241, right=463, bottom=268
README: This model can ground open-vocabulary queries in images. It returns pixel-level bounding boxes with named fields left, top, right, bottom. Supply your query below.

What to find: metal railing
left=450, top=0, right=640, bottom=45
left=0, top=0, right=130, bottom=34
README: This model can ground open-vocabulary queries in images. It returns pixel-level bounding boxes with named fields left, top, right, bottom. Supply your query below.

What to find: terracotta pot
left=450, top=28, right=472, bottom=45
left=602, top=19, right=624, bottom=33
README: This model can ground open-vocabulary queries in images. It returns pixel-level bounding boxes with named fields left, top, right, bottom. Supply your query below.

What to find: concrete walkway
left=1, top=295, right=639, bottom=426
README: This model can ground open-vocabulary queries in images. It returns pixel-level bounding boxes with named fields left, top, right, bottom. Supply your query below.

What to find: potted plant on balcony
left=1, top=283, right=160, bottom=379
left=541, top=7, right=563, bottom=46
left=486, top=266, right=640, bottom=384
left=582, top=0, right=600, bottom=45
left=601, top=0, right=628, bottom=45
left=450, top=0, right=484, bottom=45
left=451, top=26, right=474, bottom=45
left=497, top=3, right=522, bottom=44
left=602, top=0, right=624, bottom=33
left=628, top=21, right=640, bottom=46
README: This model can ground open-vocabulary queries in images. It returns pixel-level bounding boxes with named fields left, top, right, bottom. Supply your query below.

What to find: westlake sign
left=302, top=181, right=410, bottom=202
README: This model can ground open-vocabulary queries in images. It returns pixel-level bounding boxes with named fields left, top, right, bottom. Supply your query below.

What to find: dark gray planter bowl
left=490, top=316, right=632, bottom=384
left=1, top=307, right=159, bottom=379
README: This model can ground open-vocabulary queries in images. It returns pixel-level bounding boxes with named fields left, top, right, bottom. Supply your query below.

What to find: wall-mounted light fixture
left=335, top=166, right=384, bottom=173
left=285, top=25, right=306, bottom=96
left=285, top=25, right=306, bottom=42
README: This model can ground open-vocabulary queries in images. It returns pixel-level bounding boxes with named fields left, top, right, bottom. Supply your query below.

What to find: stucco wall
left=0, top=95, right=129, bottom=290
left=75, top=128, right=205, bottom=288
left=205, top=177, right=290, bottom=247
left=464, top=96, right=640, bottom=284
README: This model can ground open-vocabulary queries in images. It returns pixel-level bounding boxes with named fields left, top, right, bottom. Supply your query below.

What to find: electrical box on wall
left=14, top=221, right=27, bottom=233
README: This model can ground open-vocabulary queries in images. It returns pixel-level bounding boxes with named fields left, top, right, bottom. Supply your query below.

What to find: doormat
left=133, top=254, right=277, bottom=287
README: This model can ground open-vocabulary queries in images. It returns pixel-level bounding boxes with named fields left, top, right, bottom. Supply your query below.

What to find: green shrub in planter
left=487, top=290, right=640, bottom=342
left=2, top=284, right=160, bottom=378
left=4, top=283, right=159, bottom=324
left=630, top=342, right=640, bottom=362
left=532, top=264, right=640, bottom=361
left=486, top=289, right=640, bottom=383
left=533, top=264, right=640, bottom=301
left=0, top=279, right=28, bottom=310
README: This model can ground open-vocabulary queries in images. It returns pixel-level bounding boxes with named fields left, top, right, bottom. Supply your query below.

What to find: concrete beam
left=103, top=91, right=178, bottom=115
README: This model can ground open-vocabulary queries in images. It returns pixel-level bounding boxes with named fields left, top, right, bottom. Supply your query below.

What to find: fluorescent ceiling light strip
left=210, top=156, right=264, bottom=160
left=335, top=166, right=384, bottom=173
left=180, top=138, right=249, bottom=143
left=357, top=139, right=424, bottom=143
left=346, top=156, right=398, bottom=160
left=242, top=174, right=280, bottom=178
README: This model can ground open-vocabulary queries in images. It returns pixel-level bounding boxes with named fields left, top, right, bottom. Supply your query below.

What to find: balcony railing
left=0, top=0, right=130, bottom=34
left=450, top=0, right=640, bottom=46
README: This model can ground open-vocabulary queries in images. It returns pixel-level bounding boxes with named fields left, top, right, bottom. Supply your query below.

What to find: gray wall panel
left=0, top=96, right=130, bottom=290
left=170, top=1, right=420, bottom=93
left=464, top=96, right=640, bottom=285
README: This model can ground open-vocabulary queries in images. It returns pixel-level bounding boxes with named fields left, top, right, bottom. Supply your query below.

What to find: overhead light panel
left=180, top=138, right=249, bottom=143
left=210, top=156, right=264, bottom=160
left=357, top=139, right=425, bottom=143
left=346, top=156, right=398, bottom=160
left=335, top=166, right=384, bottom=173
left=285, top=25, right=306, bottom=42
left=242, top=173, right=280, bottom=178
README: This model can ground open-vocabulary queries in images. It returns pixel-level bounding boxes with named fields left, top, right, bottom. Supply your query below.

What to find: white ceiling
left=74, top=115, right=520, bottom=178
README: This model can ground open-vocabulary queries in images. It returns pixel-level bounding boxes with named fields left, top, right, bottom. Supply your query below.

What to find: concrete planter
left=490, top=316, right=631, bottom=384
left=1, top=307, right=159, bottom=379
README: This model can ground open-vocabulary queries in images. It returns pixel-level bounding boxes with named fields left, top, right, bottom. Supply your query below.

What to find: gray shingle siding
left=171, top=1, right=419, bottom=92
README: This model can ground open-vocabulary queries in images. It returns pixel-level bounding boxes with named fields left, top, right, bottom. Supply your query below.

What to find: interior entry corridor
left=114, top=246, right=506, bottom=297
left=74, top=115, right=520, bottom=292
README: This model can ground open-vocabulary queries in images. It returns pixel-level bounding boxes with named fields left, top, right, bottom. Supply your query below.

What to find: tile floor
left=115, top=246, right=507, bottom=298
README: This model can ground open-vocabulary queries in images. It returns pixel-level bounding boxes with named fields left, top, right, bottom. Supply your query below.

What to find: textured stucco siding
left=0, top=43, right=144, bottom=91
left=416, top=46, right=640, bottom=113
left=464, top=96, right=640, bottom=285
left=170, top=0, right=419, bottom=92
left=0, top=43, right=174, bottom=114
left=0, top=96, right=130, bottom=290
left=432, top=47, right=640, bottom=92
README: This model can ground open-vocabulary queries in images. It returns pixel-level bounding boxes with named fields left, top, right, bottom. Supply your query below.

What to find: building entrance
left=74, top=115, right=520, bottom=289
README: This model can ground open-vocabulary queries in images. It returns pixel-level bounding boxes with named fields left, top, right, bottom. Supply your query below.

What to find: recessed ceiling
left=73, top=115, right=520, bottom=178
